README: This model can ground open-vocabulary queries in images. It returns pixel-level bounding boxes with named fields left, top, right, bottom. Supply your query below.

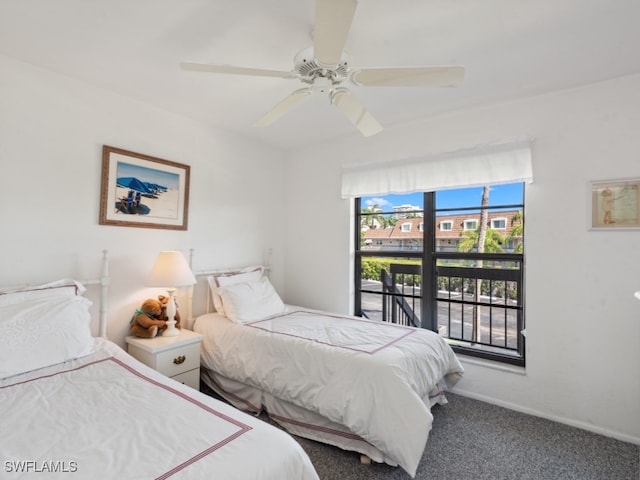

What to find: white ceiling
left=1, top=0, right=639, bottom=151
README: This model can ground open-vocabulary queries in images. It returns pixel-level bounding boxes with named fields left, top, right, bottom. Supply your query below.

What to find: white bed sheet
left=0, top=338, right=318, bottom=480
left=194, top=307, right=464, bottom=477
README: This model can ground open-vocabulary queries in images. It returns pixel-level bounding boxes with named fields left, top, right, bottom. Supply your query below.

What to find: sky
left=362, top=183, right=524, bottom=213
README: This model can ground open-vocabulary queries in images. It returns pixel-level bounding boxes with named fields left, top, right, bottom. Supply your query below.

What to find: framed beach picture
left=589, top=178, right=640, bottom=230
left=99, top=146, right=190, bottom=230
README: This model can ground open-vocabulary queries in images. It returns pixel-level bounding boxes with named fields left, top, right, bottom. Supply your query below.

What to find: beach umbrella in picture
left=144, top=182, right=168, bottom=194
left=116, top=177, right=155, bottom=195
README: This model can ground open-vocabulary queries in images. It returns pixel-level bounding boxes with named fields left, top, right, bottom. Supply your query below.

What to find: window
left=356, top=183, right=526, bottom=366
left=401, top=223, right=412, bottom=232
left=463, top=219, right=478, bottom=230
left=491, top=218, right=507, bottom=229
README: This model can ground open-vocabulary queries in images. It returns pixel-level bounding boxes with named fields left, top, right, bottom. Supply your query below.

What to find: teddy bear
left=157, top=294, right=181, bottom=329
left=130, top=298, right=168, bottom=338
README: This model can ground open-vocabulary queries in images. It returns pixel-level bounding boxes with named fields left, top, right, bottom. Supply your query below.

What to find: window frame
left=463, top=219, right=478, bottom=230
left=355, top=187, right=526, bottom=367
left=491, top=217, right=507, bottom=229
left=440, top=220, right=453, bottom=231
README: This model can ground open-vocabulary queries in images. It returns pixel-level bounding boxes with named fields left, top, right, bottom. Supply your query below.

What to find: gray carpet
left=287, top=393, right=639, bottom=480
left=202, top=383, right=639, bottom=479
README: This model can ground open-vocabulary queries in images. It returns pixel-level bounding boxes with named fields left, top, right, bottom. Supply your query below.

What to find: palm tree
left=361, top=204, right=384, bottom=229
left=382, top=216, right=397, bottom=228
left=457, top=228, right=505, bottom=253
left=505, top=211, right=524, bottom=253
left=455, top=186, right=507, bottom=343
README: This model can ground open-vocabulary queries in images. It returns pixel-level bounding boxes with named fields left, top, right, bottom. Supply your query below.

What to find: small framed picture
left=99, top=145, right=190, bottom=230
left=589, top=178, right=640, bottom=230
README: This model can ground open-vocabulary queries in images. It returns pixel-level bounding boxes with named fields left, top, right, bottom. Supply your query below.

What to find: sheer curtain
left=341, top=139, right=532, bottom=198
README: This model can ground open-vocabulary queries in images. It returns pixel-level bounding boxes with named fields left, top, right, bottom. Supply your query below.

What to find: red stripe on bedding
left=206, top=375, right=262, bottom=413
left=268, top=412, right=366, bottom=442
left=429, top=389, right=444, bottom=399
left=156, top=428, right=248, bottom=480
left=208, top=379, right=367, bottom=443
left=0, top=357, right=113, bottom=389
left=0, top=283, right=80, bottom=296
left=247, top=310, right=417, bottom=354
left=112, top=357, right=252, bottom=429
left=3, top=357, right=252, bottom=479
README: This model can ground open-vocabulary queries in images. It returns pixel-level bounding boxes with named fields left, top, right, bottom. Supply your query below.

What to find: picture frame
left=589, top=178, right=640, bottom=230
left=99, top=145, right=190, bottom=230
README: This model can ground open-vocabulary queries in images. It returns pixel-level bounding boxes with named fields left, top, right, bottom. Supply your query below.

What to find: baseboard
left=448, top=387, right=640, bottom=446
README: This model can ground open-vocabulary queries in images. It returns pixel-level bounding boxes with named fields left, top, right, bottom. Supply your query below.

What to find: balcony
left=359, top=257, right=524, bottom=365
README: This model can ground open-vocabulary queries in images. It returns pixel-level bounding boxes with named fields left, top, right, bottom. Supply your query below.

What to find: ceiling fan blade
left=331, top=89, right=382, bottom=137
left=351, top=66, right=465, bottom=87
left=181, top=62, right=295, bottom=79
left=254, top=89, right=312, bottom=127
left=313, top=0, right=358, bottom=67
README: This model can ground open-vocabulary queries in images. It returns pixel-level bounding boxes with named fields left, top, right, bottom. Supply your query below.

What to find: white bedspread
left=195, top=308, right=464, bottom=477
left=0, top=338, right=318, bottom=480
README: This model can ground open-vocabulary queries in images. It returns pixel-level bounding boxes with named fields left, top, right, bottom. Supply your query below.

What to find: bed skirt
left=200, top=366, right=450, bottom=467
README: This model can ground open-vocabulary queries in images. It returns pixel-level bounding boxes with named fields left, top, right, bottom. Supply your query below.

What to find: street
left=360, top=280, right=519, bottom=349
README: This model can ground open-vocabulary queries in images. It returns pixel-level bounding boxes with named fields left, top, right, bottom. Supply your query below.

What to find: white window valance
left=341, top=139, right=532, bottom=198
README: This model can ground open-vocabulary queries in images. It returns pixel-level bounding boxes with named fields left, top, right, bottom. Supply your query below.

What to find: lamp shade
left=635, top=291, right=640, bottom=301
left=146, top=251, right=196, bottom=288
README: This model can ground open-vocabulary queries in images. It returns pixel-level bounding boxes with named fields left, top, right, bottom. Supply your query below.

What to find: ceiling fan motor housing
left=294, top=47, right=350, bottom=86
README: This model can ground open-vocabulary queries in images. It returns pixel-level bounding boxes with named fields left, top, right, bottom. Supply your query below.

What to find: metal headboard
left=85, top=250, right=110, bottom=338
left=0, top=250, right=110, bottom=338
left=186, top=248, right=271, bottom=327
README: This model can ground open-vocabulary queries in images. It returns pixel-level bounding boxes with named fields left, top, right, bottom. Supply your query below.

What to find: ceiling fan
left=181, top=0, right=464, bottom=137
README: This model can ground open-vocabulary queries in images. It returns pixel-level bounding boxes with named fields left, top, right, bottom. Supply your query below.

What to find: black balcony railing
left=371, top=258, right=524, bottom=365
left=435, top=260, right=523, bottom=361
left=380, top=264, right=421, bottom=328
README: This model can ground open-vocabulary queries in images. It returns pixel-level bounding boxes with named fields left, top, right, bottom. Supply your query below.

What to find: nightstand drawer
left=126, top=329, right=203, bottom=391
left=155, top=342, right=200, bottom=377
left=171, top=368, right=200, bottom=390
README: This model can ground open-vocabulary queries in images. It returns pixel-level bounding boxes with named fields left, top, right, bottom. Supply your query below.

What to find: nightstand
left=126, top=329, right=203, bottom=390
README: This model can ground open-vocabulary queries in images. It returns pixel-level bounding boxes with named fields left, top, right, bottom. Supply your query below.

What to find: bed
left=191, top=264, right=464, bottom=478
left=0, top=253, right=319, bottom=480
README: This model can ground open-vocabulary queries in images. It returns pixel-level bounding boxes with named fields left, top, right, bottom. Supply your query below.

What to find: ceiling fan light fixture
left=311, top=76, right=333, bottom=94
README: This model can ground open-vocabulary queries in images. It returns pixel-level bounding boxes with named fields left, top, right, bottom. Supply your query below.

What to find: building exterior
left=363, top=210, right=523, bottom=253
left=392, top=204, right=423, bottom=218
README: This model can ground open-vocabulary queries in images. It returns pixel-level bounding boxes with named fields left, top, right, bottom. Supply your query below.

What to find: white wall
left=284, top=74, right=640, bottom=444
left=0, top=54, right=287, bottom=347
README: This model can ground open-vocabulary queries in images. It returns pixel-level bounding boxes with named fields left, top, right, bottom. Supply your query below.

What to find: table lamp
left=146, top=251, right=196, bottom=337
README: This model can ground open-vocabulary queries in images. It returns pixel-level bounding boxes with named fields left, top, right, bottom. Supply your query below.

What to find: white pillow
left=0, top=279, right=85, bottom=306
left=0, top=294, right=94, bottom=379
left=207, top=266, right=264, bottom=313
left=219, top=277, right=285, bottom=324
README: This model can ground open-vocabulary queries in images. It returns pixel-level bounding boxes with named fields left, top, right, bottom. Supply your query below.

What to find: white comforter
left=0, top=338, right=318, bottom=480
left=195, top=307, right=464, bottom=477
